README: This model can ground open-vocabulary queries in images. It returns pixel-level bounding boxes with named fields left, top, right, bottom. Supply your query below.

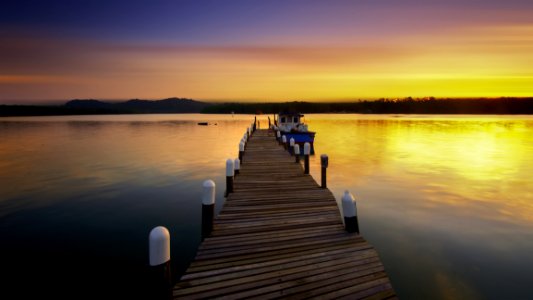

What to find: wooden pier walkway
left=173, top=129, right=396, bottom=299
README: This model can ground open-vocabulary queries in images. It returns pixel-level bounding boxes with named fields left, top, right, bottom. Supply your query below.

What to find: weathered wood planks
left=173, top=129, right=395, bottom=299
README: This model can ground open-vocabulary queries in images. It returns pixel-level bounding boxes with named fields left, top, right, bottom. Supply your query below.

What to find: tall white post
left=225, top=159, right=234, bottom=196
left=289, top=138, right=295, bottom=155
left=234, top=158, right=240, bottom=175
left=342, top=190, right=359, bottom=233
left=201, top=180, right=216, bottom=238
left=149, top=226, right=171, bottom=297
left=294, top=144, right=300, bottom=163
left=239, top=142, right=245, bottom=163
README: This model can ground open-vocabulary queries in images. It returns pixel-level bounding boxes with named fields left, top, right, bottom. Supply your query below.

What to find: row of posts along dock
left=147, top=119, right=396, bottom=299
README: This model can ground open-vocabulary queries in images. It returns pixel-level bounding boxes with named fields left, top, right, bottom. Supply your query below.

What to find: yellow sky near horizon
left=1, top=23, right=532, bottom=102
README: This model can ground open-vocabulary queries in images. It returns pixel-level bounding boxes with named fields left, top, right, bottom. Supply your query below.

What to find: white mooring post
left=201, top=180, right=216, bottom=238
left=341, top=190, right=359, bottom=233
left=304, top=142, right=311, bottom=174
left=294, top=144, right=300, bottom=163
left=149, top=226, right=171, bottom=298
left=234, top=158, right=240, bottom=175
left=239, top=142, right=245, bottom=163
left=225, top=159, right=234, bottom=196
left=289, top=138, right=295, bottom=155
left=282, top=135, right=287, bottom=150
left=320, top=154, right=328, bottom=188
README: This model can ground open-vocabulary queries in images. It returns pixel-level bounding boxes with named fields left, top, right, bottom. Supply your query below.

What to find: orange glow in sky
left=1, top=2, right=532, bottom=103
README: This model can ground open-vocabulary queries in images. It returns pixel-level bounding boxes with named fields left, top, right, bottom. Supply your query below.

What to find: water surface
left=1, top=114, right=532, bottom=299
left=306, top=114, right=533, bottom=299
left=0, top=114, right=252, bottom=298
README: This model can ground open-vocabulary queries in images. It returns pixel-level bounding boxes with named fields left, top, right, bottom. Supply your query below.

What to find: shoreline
left=2, top=98, right=533, bottom=117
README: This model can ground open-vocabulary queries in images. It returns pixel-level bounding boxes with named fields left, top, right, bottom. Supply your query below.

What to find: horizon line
left=2, top=96, right=533, bottom=106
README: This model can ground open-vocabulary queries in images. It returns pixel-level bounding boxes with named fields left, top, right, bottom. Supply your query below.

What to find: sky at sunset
left=1, top=0, right=532, bottom=103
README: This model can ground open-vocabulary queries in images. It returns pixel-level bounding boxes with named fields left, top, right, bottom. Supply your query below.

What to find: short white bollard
left=342, top=190, right=359, bottom=233
left=149, top=226, right=171, bottom=298
left=234, top=158, right=240, bottom=175
left=289, top=138, right=295, bottom=155
left=239, top=142, right=245, bottom=163
left=149, top=226, right=170, bottom=267
left=225, top=159, right=234, bottom=196
left=294, top=144, right=300, bottom=163
left=304, top=142, right=311, bottom=174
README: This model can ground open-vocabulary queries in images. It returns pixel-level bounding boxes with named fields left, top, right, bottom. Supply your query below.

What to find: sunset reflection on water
left=0, top=114, right=532, bottom=299
left=305, top=114, right=533, bottom=299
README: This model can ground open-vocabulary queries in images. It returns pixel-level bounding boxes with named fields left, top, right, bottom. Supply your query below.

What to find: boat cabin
left=277, top=112, right=308, bottom=132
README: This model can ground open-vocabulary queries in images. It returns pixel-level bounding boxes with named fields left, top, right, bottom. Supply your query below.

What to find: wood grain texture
left=173, top=129, right=396, bottom=299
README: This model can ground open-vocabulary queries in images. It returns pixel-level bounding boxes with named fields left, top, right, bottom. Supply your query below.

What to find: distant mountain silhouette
left=65, top=99, right=113, bottom=109
left=65, top=98, right=211, bottom=113
left=0, top=98, right=210, bottom=116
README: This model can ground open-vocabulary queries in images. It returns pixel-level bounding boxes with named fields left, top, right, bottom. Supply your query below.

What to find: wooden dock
left=173, top=129, right=396, bottom=299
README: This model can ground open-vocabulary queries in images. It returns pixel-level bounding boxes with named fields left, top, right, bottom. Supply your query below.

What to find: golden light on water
left=0, top=115, right=251, bottom=208
left=1, top=114, right=533, bottom=299
left=304, top=115, right=533, bottom=299
left=307, top=115, right=533, bottom=225
left=2, top=0, right=533, bottom=297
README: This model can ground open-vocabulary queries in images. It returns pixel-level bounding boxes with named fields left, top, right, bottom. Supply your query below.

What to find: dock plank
left=173, top=129, right=395, bottom=299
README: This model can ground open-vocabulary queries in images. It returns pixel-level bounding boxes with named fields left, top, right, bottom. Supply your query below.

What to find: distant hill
left=64, top=99, right=114, bottom=109
left=65, top=98, right=210, bottom=113
left=1, top=97, right=532, bottom=116
left=0, top=97, right=211, bottom=116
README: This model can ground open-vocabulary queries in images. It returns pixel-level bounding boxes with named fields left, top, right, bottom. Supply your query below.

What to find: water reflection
left=0, top=114, right=256, bottom=298
left=0, top=114, right=532, bottom=299
left=305, top=114, right=533, bottom=299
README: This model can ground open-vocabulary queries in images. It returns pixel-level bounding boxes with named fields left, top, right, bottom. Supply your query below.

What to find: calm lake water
left=1, top=114, right=532, bottom=299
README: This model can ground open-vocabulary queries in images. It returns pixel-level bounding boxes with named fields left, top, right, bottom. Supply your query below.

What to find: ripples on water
left=307, top=114, right=533, bottom=299
left=0, top=114, right=532, bottom=299
left=0, top=114, right=253, bottom=298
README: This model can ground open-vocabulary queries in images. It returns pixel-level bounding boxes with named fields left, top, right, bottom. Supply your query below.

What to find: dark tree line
left=201, top=98, right=533, bottom=115
left=1, top=97, right=532, bottom=116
